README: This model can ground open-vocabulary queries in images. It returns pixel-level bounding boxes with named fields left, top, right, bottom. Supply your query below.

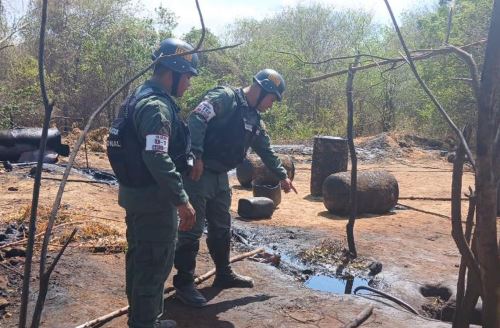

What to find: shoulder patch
left=145, top=134, right=169, bottom=153
left=193, top=101, right=216, bottom=122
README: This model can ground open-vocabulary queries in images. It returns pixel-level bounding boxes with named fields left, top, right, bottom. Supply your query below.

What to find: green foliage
left=0, top=0, right=494, bottom=144
left=0, top=54, right=41, bottom=128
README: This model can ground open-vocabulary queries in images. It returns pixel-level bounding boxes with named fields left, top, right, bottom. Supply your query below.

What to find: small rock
left=5, top=247, right=26, bottom=258
left=7, top=187, right=18, bottom=192
left=302, top=269, right=313, bottom=275
left=0, top=275, right=8, bottom=291
left=4, top=227, right=16, bottom=235
left=2, top=161, right=12, bottom=172
left=8, top=259, right=19, bottom=266
left=272, top=245, right=278, bottom=250
left=368, top=261, right=383, bottom=276
left=0, top=297, right=10, bottom=310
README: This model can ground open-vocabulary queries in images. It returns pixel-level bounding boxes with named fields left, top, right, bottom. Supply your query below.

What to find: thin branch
left=31, top=228, right=78, bottom=328
left=19, top=0, right=53, bottom=326
left=354, top=286, right=419, bottom=314
left=302, top=39, right=487, bottom=83
left=451, top=77, right=473, bottom=82
left=447, top=45, right=481, bottom=101
left=343, top=305, right=374, bottom=328
left=383, top=0, right=476, bottom=171
left=276, top=51, right=395, bottom=65
left=445, top=1, right=454, bottom=45
left=450, top=129, right=482, bottom=296
left=0, top=220, right=89, bottom=250
left=0, top=22, right=27, bottom=47
left=0, top=44, right=14, bottom=52
left=454, top=189, right=477, bottom=327
left=0, top=262, right=24, bottom=277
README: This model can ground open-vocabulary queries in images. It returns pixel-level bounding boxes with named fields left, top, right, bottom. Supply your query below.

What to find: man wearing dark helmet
left=107, top=38, right=199, bottom=328
left=172, top=69, right=297, bottom=308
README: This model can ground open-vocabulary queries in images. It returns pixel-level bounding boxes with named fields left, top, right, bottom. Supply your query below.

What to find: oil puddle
left=80, top=167, right=117, bottom=184
left=305, top=275, right=372, bottom=294
left=231, top=224, right=384, bottom=295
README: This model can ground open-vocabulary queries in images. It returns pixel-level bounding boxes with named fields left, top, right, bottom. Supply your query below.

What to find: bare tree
left=474, top=0, right=500, bottom=325
left=19, top=0, right=77, bottom=327
left=300, top=1, right=498, bottom=325
left=346, top=55, right=360, bottom=258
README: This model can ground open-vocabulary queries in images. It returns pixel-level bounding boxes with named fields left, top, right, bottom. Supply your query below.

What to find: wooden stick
left=397, top=202, right=450, bottom=219
left=0, top=262, right=24, bottom=277
left=0, top=220, right=87, bottom=250
left=74, top=247, right=265, bottom=328
left=399, top=196, right=468, bottom=201
left=40, top=176, right=112, bottom=185
left=343, top=305, right=374, bottom=328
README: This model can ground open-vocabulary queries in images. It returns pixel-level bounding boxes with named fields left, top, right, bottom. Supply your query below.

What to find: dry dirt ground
left=0, top=134, right=494, bottom=328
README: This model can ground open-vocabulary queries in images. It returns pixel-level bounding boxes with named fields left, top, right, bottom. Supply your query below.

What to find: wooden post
left=310, top=136, right=348, bottom=197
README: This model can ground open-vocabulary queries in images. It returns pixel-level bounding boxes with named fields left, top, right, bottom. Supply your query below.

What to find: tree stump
left=310, top=136, right=348, bottom=196
left=323, top=170, right=399, bottom=215
left=236, top=153, right=295, bottom=188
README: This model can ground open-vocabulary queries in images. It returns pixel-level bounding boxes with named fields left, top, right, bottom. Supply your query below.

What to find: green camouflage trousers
left=125, top=207, right=178, bottom=328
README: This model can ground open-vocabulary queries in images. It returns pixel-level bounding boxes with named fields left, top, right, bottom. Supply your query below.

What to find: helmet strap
left=171, top=71, right=181, bottom=97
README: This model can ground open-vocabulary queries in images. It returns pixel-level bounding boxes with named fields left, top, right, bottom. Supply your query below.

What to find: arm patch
left=145, top=134, right=169, bottom=153
left=193, top=101, right=216, bottom=122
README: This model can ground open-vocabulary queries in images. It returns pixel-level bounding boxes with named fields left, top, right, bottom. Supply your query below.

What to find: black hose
left=354, top=286, right=419, bottom=315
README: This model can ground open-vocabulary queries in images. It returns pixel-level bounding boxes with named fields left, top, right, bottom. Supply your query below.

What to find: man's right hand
left=189, top=158, right=204, bottom=181
left=177, top=202, right=196, bottom=231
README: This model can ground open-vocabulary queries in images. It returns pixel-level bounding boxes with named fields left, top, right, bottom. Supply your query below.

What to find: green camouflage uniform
left=118, top=79, right=188, bottom=328
left=173, top=86, right=287, bottom=287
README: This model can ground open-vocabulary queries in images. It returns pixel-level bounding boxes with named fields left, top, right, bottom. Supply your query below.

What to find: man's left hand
left=280, top=178, right=297, bottom=194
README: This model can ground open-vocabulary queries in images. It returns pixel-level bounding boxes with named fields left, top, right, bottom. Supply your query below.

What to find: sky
left=4, top=0, right=439, bottom=36
left=142, top=0, right=439, bottom=36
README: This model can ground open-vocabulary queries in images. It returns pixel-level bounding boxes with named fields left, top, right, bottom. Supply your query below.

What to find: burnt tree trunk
left=346, top=57, right=360, bottom=258
left=475, top=1, right=500, bottom=326
left=310, top=136, right=348, bottom=197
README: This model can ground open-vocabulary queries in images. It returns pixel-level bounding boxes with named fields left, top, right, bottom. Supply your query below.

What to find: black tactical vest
left=107, top=87, right=191, bottom=187
left=202, top=88, right=260, bottom=171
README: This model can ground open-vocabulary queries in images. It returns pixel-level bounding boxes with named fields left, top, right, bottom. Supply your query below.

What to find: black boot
left=207, top=235, right=254, bottom=289
left=212, top=269, right=254, bottom=288
left=173, top=238, right=199, bottom=288
left=175, top=283, right=207, bottom=308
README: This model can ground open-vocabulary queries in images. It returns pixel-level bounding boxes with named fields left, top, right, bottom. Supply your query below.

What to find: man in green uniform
left=173, top=69, right=297, bottom=307
left=107, top=38, right=198, bottom=328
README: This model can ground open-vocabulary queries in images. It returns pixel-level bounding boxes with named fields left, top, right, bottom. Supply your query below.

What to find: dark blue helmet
left=253, top=69, right=286, bottom=101
left=152, top=38, right=199, bottom=76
